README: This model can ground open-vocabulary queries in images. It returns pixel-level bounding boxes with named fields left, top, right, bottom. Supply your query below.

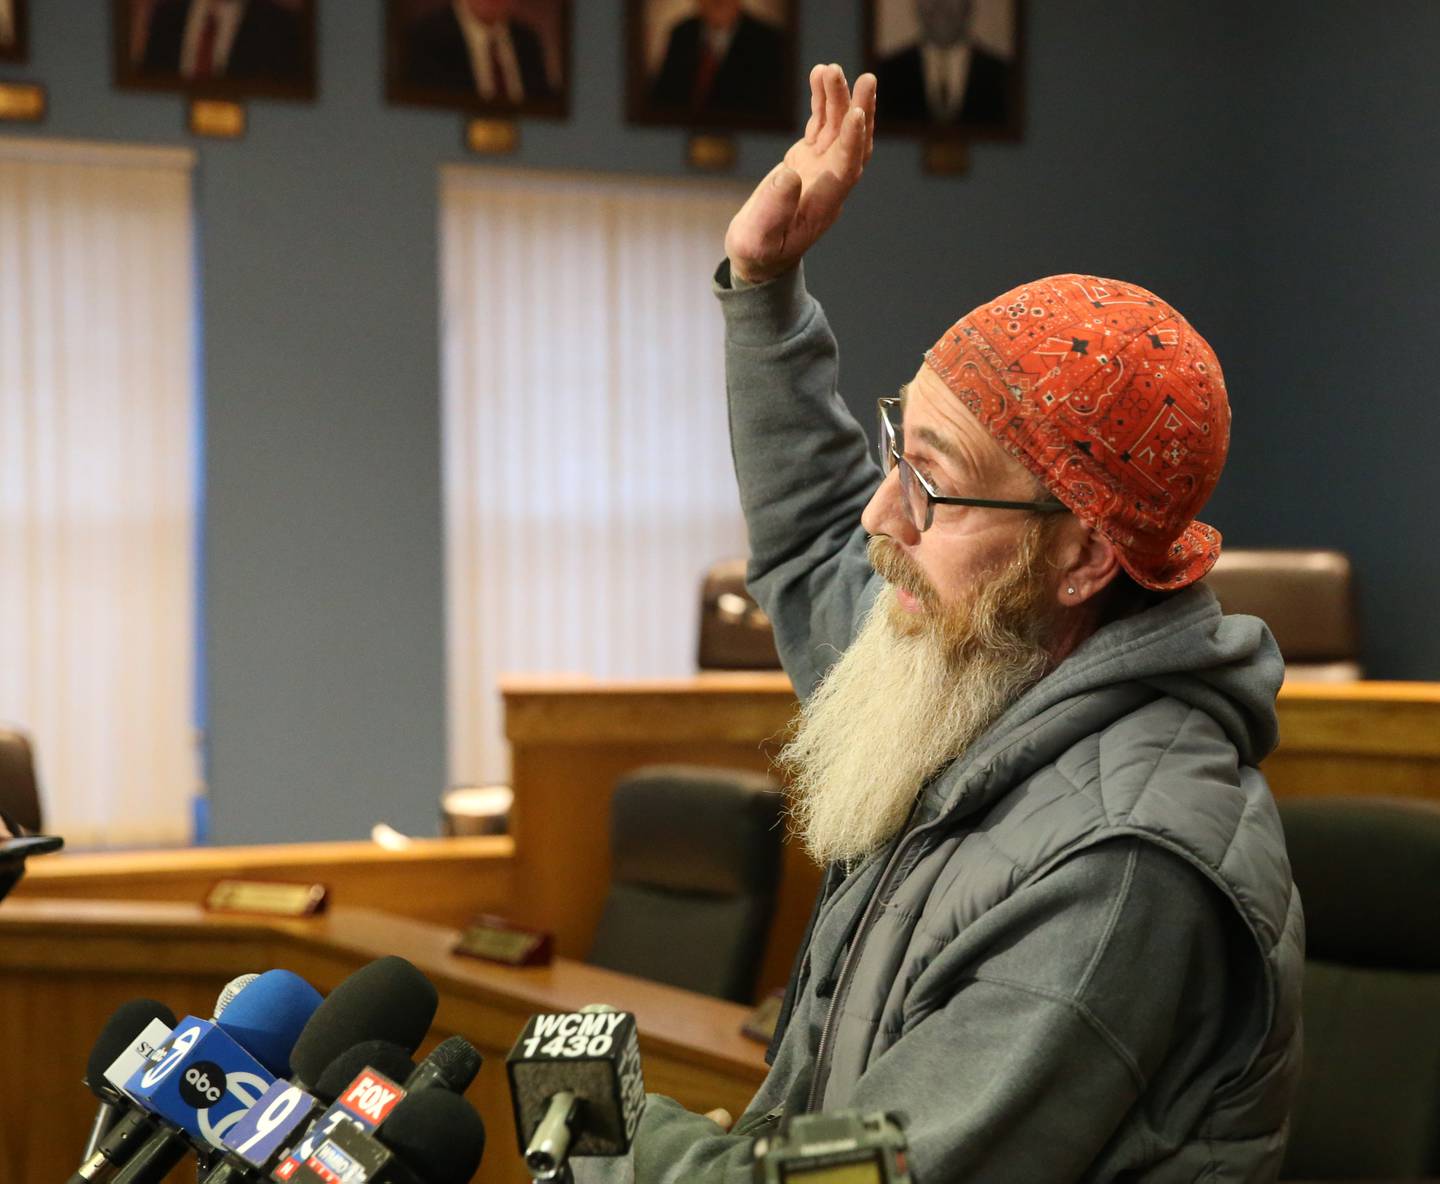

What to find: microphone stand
left=525, top=1091, right=578, bottom=1184
left=81, top=1101, right=122, bottom=1162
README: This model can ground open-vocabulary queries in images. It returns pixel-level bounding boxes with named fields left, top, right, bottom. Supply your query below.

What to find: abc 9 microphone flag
left=125, top=1016, right=273, bottom=1149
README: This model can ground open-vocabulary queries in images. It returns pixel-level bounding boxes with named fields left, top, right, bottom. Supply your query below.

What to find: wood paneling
left=504, top=673, right=816, bottom=999
left=1263, top=681, right=1440, bottom=799
left=0, top=900, right=766, bottom=1184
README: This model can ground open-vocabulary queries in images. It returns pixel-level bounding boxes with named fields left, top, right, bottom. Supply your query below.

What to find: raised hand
left=724, top=63, right=877, bottom=284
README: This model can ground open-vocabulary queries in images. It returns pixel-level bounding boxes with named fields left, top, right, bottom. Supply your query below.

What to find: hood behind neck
left=921, top=583, right=1285, bottom=821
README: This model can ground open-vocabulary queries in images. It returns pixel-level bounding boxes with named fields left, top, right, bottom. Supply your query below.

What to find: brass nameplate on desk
left=0, top=82, right=45, bottom=123
left=204, top=879, right=328, bottom=917
left=453, top=914, right=552, bottom=966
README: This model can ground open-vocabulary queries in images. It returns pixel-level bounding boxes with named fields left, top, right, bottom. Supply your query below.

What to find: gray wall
left=2, top=2, right=1432, bottom=844
left=1228, top=5, right=1440, bottom=683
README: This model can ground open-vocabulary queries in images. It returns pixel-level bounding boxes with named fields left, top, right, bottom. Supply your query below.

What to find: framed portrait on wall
left=386, top=0, right=569, bottom=118
left=627, top=0, right=796, bottom=131
left=113, top=0, right=317, bottom=100
left=864, top=0, right=1023, bottom=138
left=0, top=0, right=28, bottom=63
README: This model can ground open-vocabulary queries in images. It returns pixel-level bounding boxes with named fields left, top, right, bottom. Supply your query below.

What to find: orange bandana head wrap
left=925, top=274, right=1229, bottom=590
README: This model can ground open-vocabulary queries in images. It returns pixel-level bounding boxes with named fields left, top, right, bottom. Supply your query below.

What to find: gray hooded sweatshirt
left=583, top=264, right=1303, bottom=1184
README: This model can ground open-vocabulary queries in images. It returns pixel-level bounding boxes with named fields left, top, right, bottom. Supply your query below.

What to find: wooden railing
left=11, top=834, right=517, bottom=928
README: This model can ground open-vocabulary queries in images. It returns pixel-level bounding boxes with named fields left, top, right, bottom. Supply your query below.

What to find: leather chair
left=702, top=549, right=1363, bottom=680
left=588, top=765, right=784, bottom=1003
left=1203, top=549, right=1360, bottom=680
left=0, top=727, right=43, bottom=833
left=1277, top=797, right=1440, bottom=1180
left=698, top=559, right=781, bottom=671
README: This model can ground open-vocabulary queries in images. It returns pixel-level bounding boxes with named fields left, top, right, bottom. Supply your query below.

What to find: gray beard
left=778, top=584, right=1049, bottom=867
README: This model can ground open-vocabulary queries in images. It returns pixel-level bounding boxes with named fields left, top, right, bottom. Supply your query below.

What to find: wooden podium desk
left=10, top=834, right=517, bottom=930
left=0, top=899, right=767, bottom=1184
left=503, top=674, right=1440, bottom=998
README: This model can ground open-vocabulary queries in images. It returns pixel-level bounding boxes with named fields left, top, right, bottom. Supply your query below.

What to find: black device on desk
left=1, top=833, right=63, bottom=860
left=752, top=1111, right=912, bottom=1184
left=0, top=830, right=62, bottom=902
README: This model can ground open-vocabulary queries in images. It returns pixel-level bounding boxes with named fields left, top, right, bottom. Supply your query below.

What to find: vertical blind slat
left=0, top=146, right=196, bottom=847
left=440, top=171, right=747, bottom=786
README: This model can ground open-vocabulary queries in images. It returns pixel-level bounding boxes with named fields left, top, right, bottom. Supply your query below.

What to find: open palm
left=725, top=64, right=877, bottom=284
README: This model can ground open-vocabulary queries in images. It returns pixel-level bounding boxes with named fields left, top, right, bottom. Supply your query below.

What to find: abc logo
left=178, top=1061, right=227, bottom=1109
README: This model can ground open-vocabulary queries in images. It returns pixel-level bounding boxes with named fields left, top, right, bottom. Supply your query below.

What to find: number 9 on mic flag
left=220, top=1079, right=318, bottom=1167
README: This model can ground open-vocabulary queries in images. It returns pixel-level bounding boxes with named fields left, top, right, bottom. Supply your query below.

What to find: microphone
left=403, top=1035, right=482, bottom=1096
left=109, top=969, right=324, bottom=1182
left=287, top=956, right=439, bottom=1089
left=315, top=1042, right=420, bottom=1104
left=267, top=1035, right=478, bottom=1181
left=203, top=1042, right=417, bottom=1183
left=506, top=1009, right=646, bottom=1181
left=259, top=955, right=438, bottom=1179
left=72, top=999, right=177, bottom=1173
left=213, top=1079, right=321, bottom=1179
left=213, top=974, right=260, bottom=1019
left=198, top=955, right=438, bottom=1184
left=270, top=1060, right=410, bottom=1180
left=378, top=1090, right=485, bottom=1184
left=112, top=1030, right=271, bottom=1180
left=293, top=1089, right=486, bottom=1184
left=276, top=1032, right=480, bottom=1177
left=215, top=969, right=323, bottom=1077
left=71, top=978, right=251, bottom=1184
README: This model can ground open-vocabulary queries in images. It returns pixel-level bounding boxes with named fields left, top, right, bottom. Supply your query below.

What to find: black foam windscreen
left=313, top=1040, right=417, bottom=1103
left=380, top=1089, right=486, bottom=1184
left=84, top=998, right=177, bottom=1095
left=287, top=956, right=438, bottom=1087
left=425, top=1035, right=483, bottom=1093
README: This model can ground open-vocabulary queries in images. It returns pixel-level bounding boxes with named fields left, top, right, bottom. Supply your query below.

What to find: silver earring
left=1066, top=585, right=1076, bottom=596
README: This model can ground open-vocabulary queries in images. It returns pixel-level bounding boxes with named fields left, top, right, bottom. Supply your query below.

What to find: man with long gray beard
left=584, top=65, right=1303, bottom=1184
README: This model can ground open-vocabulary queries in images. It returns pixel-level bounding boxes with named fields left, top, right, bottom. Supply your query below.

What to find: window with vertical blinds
left=440, top=168, right=749, bottom=787
left=0, top=138, right=197, bottom=848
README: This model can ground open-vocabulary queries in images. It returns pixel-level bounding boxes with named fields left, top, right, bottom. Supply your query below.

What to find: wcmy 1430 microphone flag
left=507, top=1009, right=646, bottom=1181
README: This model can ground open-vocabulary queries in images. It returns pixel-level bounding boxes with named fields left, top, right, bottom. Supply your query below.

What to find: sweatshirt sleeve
left=713, top=261, right=884, bottom=699
left=577, top=839, right=1245, bottom=1184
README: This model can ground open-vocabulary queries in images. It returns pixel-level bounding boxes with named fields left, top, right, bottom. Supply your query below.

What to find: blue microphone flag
left=124, top=1016, right=275, bottom=1149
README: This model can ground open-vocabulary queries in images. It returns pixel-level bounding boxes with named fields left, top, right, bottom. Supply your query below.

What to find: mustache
left=867, top=535, right=937, bottom=608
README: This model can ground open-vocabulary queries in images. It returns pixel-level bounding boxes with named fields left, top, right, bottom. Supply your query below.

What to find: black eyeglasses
left=877, top=396, right=1067, bottom=532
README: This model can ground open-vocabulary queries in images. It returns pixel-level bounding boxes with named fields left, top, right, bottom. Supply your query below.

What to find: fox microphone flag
left=270, top=1064, right=408, bottom=1180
